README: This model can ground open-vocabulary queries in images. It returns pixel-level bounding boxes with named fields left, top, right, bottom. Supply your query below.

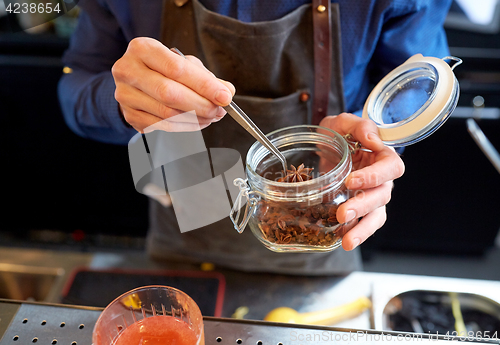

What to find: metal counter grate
left=0, top=303, right=100, bottom=345
left=0, top=300, right=497, bottom=345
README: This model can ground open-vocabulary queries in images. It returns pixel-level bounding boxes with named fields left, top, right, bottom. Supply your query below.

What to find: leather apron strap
left=312, top=0, right=332, bottom=125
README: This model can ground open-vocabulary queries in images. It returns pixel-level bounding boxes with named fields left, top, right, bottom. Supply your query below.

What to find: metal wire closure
left=230, top=178, right=259, bottom=233
left=343, top=134, right=372, bottom=154
left=442, top=56, right=463, bottom=71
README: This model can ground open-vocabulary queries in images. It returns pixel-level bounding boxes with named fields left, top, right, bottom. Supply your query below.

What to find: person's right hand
left=112, top=37, right=235, bottom=133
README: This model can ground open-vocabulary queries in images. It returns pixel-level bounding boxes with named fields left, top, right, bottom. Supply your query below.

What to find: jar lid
left=362, top=54, right=462, bottom=147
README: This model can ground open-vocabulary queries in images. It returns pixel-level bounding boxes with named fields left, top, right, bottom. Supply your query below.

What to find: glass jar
left=231, top=125, right=358, bottom=252
left=230, top=54, right=462, bottom=253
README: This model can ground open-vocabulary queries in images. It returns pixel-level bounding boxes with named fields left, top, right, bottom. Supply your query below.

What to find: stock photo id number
left=2, top=0, right=79, bottom=32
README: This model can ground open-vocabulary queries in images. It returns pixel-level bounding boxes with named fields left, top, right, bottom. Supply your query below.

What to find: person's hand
left=111, top=37, right=235, bottom=133
left=319, top=113, right=405, bottom=251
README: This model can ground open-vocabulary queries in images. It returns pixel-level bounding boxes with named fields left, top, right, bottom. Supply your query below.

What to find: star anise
left=277, top=163, right=314, bottom=183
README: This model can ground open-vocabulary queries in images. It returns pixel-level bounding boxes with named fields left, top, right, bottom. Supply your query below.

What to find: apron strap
left=312, top=0, right=332, bottom=125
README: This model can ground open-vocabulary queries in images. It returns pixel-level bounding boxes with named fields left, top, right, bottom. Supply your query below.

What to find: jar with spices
left=233, top=125, right=358, bottom=252
left=230, top=54, right=462, bottom=253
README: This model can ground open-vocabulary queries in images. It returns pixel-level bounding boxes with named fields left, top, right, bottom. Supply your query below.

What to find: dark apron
left=146, top=0, right=362, bottom=275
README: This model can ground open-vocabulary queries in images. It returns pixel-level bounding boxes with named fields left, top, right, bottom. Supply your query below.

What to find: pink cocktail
left=113, top=315, right=198, bottom=345
left=93, top=286, right=204, bottom=345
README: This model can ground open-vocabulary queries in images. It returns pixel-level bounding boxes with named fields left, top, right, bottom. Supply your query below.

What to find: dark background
left=366, top=19, right=500, bottom=256
left=0, top=3, right=499, bottom=256
left=0, top=33, right=149, bottom=246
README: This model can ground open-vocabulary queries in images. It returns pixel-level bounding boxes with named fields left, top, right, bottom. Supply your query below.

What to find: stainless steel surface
left=204, top=318, right=497, bottom=344
left=224, top=101, right=288, bottom=172
left=0, top=302, right=101, bottom=345
left=1, top=247, right=500, bottom=341
left=0, top=302, right=20, bottom=342
left=0, top=248, right=92, bottom=303
left=0, top=263, right=64, bottom=302
left=0, top=300, right=497, bottom=345
left=466, top=118, right=500, bottom=174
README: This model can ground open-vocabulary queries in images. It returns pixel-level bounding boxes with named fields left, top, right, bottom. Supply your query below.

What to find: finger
left=337, top=181, right=393, bottom=223
left=116, top=83, right=225, bottom=124
left=185, top=55, right=210, bottom=71
left=128, top=38, right=233, bottom=106
left=144, top=119, right=211, bottom=133
left=342, top=206, right=387, bottom=251
left=345, top=149, right=405, bottom=189
left=219, top=79, right=236, bottom=96
left=121, top=106, right=210, bottom=133
left=121, top=105, right=164, bottom=132
left=119, top=65, right=224, bottom=119
left=211, top=112, right=226, bottom=122
left=185, top=56, right=236, bottom=96
left=186, top=55, right=203, bottom=65
left=166, top=111, right=222, bottom=125
left=320, top=113, right=384, bottom=152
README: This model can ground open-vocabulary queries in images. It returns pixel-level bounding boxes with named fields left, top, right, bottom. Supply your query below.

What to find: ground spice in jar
left=255, top=164, right=346, bottom=247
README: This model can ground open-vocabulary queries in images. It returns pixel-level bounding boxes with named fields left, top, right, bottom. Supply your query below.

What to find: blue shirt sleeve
left=342, top=0, right=452, bottom=115
left=371, top=0, right=452, bottom=81
left=58, top=0, right=136, bottom=145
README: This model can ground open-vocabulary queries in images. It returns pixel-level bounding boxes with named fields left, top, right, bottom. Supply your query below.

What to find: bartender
left=58, top=0, right=451, bottom=275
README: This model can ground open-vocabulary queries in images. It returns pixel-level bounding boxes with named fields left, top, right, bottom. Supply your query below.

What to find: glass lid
left=362, top=54, right=462, bottom=147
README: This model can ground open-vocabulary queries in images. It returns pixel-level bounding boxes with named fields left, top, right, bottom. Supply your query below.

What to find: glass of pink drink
left=92, top=285, right=204, bottom=345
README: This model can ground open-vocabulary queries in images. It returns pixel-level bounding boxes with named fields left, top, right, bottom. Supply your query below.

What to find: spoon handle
left=224, top=102, right=288, bottom=172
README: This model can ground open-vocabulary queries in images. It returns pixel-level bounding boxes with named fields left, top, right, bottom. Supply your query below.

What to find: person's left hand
left=319, top=113, right=405, bottom=251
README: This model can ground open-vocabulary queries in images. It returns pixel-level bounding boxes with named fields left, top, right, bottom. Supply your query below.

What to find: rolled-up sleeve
left=58, top=0, right=136, bottom=145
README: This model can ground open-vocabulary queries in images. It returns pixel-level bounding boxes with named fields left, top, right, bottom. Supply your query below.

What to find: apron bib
left=147, top=0, right=361, bottom=274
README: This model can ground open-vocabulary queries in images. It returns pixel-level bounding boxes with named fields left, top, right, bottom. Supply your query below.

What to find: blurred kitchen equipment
left=383, top=290, right=500, bottom=335
left=466, top=118, right=500, bottom=174
left=6, top=296, right=499, bottom=345
left=264, top=296, right=372, bottom=326
left=450, top=292, right=468, bottom=335
left=0, top=263, right=64, bottom=302
left=445, top=0, right=500, bottom=34
left=170, top=47, right=288, bottom=172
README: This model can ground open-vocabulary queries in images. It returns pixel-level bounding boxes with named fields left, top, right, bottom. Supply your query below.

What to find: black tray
left=61, top=268, right=225, bottom=317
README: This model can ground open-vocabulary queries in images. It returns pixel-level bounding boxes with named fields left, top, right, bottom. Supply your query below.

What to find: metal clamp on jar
left=230, top=54, right=462, bottom=253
